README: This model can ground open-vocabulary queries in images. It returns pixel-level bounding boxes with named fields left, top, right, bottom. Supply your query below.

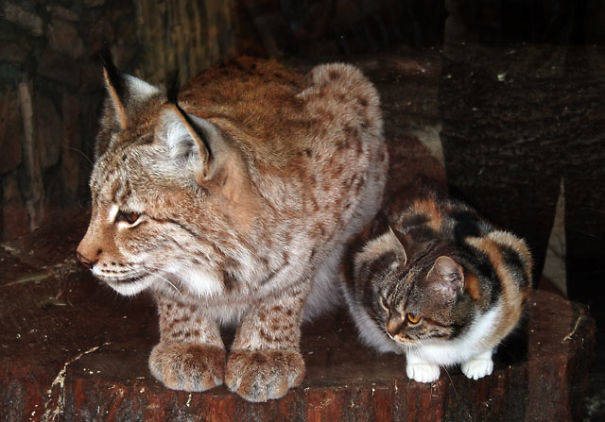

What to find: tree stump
left=0, top=210, right=596, bottom=422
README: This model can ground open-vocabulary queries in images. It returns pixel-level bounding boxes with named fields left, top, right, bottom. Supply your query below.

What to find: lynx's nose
left=76, top=251, right=96, bottom=269
left=77, top=225, right=103, bottom=270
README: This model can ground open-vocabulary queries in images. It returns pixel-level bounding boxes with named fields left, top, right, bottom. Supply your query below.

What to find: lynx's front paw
left=406, top=363, right=440, bottom=383
left=149, top=343, right=225, bottom=392
left=225, top=349, right=305, bottom=402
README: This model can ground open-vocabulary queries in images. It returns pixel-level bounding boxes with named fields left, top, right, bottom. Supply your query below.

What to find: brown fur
left=149, top=343, right=225, bottom=392
left=464, top=271, right=482, bottom=301
left=77, top=57, right=387, bottom=401
left=342, top=185, right=532, bottom=382
left=467, top=232, right=532, bottom=346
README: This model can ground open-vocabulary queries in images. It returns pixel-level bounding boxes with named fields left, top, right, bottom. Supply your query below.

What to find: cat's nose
left=76, top=251, right=96, bottom=270
left=386, top=315, right=404, bottom=337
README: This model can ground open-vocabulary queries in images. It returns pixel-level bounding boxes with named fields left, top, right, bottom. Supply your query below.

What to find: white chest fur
left=405, top=302, right=502, bottom=366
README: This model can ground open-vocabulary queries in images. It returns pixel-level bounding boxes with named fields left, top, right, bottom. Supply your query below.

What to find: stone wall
left=0, top=0, right=236, bottom=240
left=0, top=0, right=446, bottom=241
left=134, top=0, right=236, bottom=85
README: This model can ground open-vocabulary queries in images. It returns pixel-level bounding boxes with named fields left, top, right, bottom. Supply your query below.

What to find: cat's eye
left=406, top=313, right=421, bottom=325
left=115, top=210, right=140, bottom=225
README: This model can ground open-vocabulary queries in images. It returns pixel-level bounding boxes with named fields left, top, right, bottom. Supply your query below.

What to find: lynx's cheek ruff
left=92, top=268, right=154, bottom=296
left=106, top=276, right=154, bottom=296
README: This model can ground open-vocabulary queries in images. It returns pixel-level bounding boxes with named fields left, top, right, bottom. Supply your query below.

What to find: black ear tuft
left=98, top=47, right=124, bottom=96
left=166, top=69, right=180, bottom=105
left=163, top=69, right=211, bottom=165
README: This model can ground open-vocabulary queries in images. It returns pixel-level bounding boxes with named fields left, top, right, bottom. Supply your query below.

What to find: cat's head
left=355, top=227, right=468, bottom=346
left=76, top=60, right=254, bottom=296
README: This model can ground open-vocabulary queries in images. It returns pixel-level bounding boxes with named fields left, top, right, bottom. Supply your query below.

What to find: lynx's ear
left=101, top=56, right=159, bottom=129
left=155, top=104, right=234, bottom=186
left=425, top=256, right=464, bottom=298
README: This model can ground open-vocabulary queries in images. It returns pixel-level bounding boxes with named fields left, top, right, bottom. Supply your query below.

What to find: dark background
left=0, top=0, right=603, bottom=418
left=2, top=0, right=603, bottom=305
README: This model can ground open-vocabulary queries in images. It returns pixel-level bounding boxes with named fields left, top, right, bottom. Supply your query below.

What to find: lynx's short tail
left=299, top=63, right=383, bottom=138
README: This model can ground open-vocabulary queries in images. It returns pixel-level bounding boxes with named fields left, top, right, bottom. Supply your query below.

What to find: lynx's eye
left=115, top=210, right=141, bottom=225
left=406, top=313, right=421, bottom=325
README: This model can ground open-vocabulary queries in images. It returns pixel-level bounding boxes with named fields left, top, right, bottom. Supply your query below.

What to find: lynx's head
left=77, top=62, right=255, bottom=297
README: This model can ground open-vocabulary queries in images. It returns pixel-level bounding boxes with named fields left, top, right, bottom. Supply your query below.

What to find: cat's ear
left=426, top=256, right=464, bottom=298
left=101, top=55, right=159, bottom=129
left=155, top=104, right=233, bottom=186
left=387, top=226, right=408, bottom=265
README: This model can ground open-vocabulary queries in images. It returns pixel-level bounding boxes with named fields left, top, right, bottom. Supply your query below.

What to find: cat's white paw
left=406, top=363, right=440, bottom=383
left=461, top=358, right=493, bottom=380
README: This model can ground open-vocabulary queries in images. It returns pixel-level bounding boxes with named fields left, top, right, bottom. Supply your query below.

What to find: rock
left=0, top=86, right=23, bottom=174
left=17, top=81, right=44, bottom=233
left=47, top=5, right=79, bottom=22
left=78, top=61, right=103, bottom=93
left=37, top=49, right=80, bottom=89
left=0, top=41, right=30, bottom=64
left=135, top=0, right=237, bottom=85
left=112, top=17, right=138, bottom=67
left=34, top=95, right=62, bottom=169
left=80, top=14, right=113, bottom=51
left=77, top=92, right=102, bottom=172
left=48, top=18, right=84, bottom=58
left=83, top=0, right=106, bottom=7
left=1, top=172, right=29, bottom=240
left=61, top=93, right=81, bottom=198
left=2, top=2, right=44, bottom=37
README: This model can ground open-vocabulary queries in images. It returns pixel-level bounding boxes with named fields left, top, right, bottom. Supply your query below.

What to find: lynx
left=76, top=56, right=388, bottom=401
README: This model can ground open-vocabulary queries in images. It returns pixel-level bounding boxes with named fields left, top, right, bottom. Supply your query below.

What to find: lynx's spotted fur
left=77, top=57, right=388, bottom=401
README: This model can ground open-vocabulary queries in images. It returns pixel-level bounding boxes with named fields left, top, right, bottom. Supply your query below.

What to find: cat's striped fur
left=343, top=183, right=532, bottom=383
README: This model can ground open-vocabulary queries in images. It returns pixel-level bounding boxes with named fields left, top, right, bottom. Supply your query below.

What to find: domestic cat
left=342, top=184, right=532, bottom=383
left=76, top=56, right=388, bottom=401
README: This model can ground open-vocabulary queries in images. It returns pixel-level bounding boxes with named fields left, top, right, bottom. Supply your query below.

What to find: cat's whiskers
left=441, top=365, right=458, bottom=396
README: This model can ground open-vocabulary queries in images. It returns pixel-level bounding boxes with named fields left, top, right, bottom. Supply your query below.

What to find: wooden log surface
left=0, top=222, right=595, bottom=421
